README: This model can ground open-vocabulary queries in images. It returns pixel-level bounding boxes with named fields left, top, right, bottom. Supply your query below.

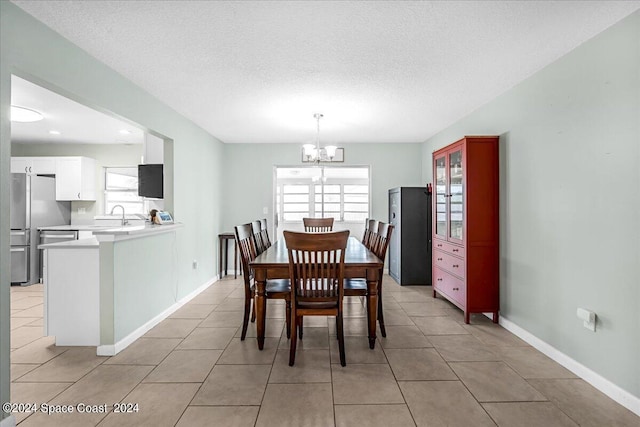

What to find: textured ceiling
left=11, top=1, right=640, bottom=144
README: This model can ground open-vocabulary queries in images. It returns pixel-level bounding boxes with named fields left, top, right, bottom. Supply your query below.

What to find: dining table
left=249, top=236, right=384, bottom=350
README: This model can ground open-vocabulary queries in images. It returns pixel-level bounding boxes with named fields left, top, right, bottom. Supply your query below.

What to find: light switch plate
left=263, top=207, right=268, bottom=214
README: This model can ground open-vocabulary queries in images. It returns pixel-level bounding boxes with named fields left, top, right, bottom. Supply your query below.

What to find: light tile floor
left=8, top=277, right=639, bottom=426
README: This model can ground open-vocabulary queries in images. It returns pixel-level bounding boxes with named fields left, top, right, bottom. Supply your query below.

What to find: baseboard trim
left=498, top=314, right=640, bottom=416
left=97, top=276, right=217, bottom=356
left=0, top=415, right=16, bottom=427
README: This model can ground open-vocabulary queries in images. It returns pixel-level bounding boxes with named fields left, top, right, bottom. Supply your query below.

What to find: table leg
left=234, top=240, right=238, bottom=279
left=224, top=239, right=229, bottom=276
left=254, top=270, right=267, bottom=350
left=218, top=236, right=222, bottom=279
left=366, top=268, right=378, bottom=349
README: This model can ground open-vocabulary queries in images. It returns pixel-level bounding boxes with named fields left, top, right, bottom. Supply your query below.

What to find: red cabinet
left=432, top=136, right=499, bottom=323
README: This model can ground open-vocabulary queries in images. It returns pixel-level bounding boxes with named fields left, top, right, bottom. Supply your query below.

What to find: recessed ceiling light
left=119, top=129, right=132, bottom=135
left=11, top=105, right=44, bottom=122
left=49, top=130, right=61, bottom=135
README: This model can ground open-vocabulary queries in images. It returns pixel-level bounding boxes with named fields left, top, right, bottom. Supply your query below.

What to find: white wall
left=422, top=11, right=640, bottom=400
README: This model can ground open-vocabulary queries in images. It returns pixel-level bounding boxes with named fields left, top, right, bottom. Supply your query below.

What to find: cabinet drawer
left=433, top=267, right=466, bottom=306
left=433, top=239, right=465, bottom=257
left=433, top=249, right=465, bottom=279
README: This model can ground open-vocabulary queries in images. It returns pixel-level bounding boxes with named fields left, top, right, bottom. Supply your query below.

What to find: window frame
left=275, top=165, right=371, bottom=224
left=103, top=166, right=146, bottom=215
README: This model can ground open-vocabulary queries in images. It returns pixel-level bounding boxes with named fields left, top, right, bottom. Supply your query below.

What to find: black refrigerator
left=388, top=187, right=432, bottom=285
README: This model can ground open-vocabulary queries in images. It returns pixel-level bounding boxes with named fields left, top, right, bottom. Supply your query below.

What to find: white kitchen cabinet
left=11, top=157, right=56, bottom=175
left=55, top=156, right=96, bottom=201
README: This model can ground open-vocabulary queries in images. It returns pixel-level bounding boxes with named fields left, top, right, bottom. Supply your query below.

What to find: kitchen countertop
left=38, top=223, right=183, bottom=247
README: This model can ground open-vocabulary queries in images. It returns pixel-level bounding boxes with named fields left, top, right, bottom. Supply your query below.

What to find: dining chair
left=344, top=222, right=394, bottom=337
left=235, top=223, right=291, bottom=340
left=259, top=218, right=271, bottom=249
left=251, top=220, right=266, bottom=255
left=362, top=218, right=379, bottom=249
left=302, top=217, right=334, bottom=232
left=284, top=229, right=349, bottom=366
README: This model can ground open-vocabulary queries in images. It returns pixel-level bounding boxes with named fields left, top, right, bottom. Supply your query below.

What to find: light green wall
left=222, top=142, right=423, bottom=231
left=0, top=2, right=224, bottom=416
left=110, top=232, right=179, bottom=342
left=422, top=11, right=640, bottom=398
left=11, top=143, right=143, bottom=221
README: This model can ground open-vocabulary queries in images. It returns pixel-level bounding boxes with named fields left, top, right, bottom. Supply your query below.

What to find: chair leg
left=285, top=300, right=291, bottom=339
left=250, top=297, right=256, bottom=323
left=337, top=313, right=346, bottom=366
left=377, top=280, right=386, bottom=337
left=298, top=316, right=304, bottom=339
left=241, top=295, right=251, bottom=340
left=289, top=314, right=298, bottom=366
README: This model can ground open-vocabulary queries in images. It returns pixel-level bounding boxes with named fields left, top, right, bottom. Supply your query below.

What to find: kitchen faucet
left=110, top=204, right=128, bottom=226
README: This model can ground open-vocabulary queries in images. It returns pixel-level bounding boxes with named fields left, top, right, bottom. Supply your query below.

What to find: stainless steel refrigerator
left=10, top=173, right=70, bottom=285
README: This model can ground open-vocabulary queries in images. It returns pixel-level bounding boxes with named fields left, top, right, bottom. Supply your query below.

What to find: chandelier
left=302, top=113, right=338, bottom=163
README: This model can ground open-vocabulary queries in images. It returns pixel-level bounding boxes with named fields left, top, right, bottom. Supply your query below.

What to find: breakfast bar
left=39, top=223, right=183, bottom=355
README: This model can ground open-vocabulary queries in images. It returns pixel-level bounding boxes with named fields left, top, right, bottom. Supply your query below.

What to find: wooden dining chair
left=235, top=223, right=290, bottom=340
left=284, top=230, right=349, bottom=366
left=362, top=218, right=379, bottom=249
left=259, top=218, right=271, bottom=249
left=251, top=220, right=266, bottom=255
left=302, top=217, right=334, bottom=232
left=344, top=222, right=394, bottom=337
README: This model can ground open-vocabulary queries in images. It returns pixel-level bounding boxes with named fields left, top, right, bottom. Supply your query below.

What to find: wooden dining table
left=250, top=236, right=384, bottom=350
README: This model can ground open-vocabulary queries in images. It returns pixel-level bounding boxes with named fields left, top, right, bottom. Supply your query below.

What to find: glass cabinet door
left=434, top=154, right=447, bottom=239
left=448, top=148, right=464, bottom=242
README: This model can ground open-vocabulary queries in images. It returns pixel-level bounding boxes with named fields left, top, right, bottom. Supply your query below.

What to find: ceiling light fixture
left=302, top=113, right=338, bottom=163
left=10, top=105, right=44, bottom=123
left=49, top=130, right=61, bottom=135
left=119, top=129, right=132, bottom=135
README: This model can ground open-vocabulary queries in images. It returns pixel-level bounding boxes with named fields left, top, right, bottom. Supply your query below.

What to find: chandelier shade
left=301, top=114, right=343, bottom=163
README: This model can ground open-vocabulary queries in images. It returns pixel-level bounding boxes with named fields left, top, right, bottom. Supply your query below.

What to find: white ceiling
left=11, top=1, right=640, bottom=144
left=11, top=75, right=144, bottom=145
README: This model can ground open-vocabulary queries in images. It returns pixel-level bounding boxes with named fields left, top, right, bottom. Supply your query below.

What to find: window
left=104, top=167, right=145, bottom=215
left=276, top=166, right=370, bottom=223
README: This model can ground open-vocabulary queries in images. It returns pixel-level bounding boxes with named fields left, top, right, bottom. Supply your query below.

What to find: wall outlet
left=263, top=207, right=268, bottom=214
left=192, top=260, right=198, bottom=269
left=77, top=207, right=86, bottom=214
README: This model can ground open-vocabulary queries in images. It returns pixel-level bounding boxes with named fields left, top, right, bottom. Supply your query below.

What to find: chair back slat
left=302, top=217, right=334, bottom=232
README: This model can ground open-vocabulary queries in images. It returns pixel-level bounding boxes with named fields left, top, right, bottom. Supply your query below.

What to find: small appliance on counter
left=10, top=173, right=71, bottom=285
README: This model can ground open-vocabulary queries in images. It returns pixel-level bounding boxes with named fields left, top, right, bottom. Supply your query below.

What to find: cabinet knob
left=453, top=264, right=458, bottom=268
left=437, top=244, right=442, bottom=247
left=437, top=278, right=442, bottom=281
left=453, top=249, right=458, bottom=252
left=453, top=287, right=458, bottom=291
left=437, top=258, right=442, bottom=261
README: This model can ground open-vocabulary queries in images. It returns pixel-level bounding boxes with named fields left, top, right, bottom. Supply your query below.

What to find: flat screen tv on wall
left=138, top=164, right=163, bottom=199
